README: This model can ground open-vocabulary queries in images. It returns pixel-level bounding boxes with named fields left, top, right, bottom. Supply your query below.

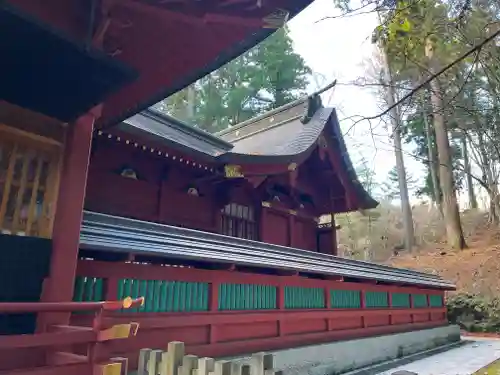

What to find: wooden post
left=179, top=355, right=198, bottom=375
left=426, top=293, right=431, bottom=321
left=325, top=286, right=331, bottom=330
left=214, top=361, right=231, bottom=375
left=138, top=349, right=152, bottom=375
left=360, top=290, right=366, bottom=328
left=39, top=107, right=100, bottom=326
left=388, top=291, right=393, bottom=325
left=210, top=281, right=219, bottom=344
left=277, top=280, right=285, bottom=337
left=147, top=350, right=163, bottom=375
left=138, top=344, right=278, bottom=375
left=251, top=353, right=273, bottom=375
left=166, top=341, right=185, bottom=375
left=330, top=213, right=337, bottom=256
left=410, top=293, right=415, bottom=323
left=197, top=358, right=215, bottom=375
left=259, top=206, right=266, bottom=241
left=288, top=215, right=295, bottom=247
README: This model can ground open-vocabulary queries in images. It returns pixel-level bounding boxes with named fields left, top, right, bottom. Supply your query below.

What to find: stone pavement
left=377, top=338, right=500, bottom=375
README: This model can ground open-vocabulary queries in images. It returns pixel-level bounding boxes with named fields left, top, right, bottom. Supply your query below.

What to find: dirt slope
left=387, top=226, right=500, bottom=298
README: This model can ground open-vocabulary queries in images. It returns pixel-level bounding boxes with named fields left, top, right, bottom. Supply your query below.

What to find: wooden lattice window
left=0, top=127, right=61, bottom=238
left=221, top=203, right=258, bottom=240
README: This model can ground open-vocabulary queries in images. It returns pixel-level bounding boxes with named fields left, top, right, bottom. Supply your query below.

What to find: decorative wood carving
left=224, top=165, right=244, bottom=178
left=119, top=166, right=138, bottom=180
left=187, top=187, right=199, bottom=196
left=262, top=8, right=289, bottom=28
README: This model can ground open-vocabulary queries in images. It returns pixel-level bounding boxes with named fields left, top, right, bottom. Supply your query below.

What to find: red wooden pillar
left=360, top=290, right=366, bottom=328
left=209, top=281, right=220, bottom=343
left=40, top=107, right=100, bottom=325
left=410, top=293, right=415, bottom=323
left=426, top=293, right=431, bottom=322
left=259, top=203, right=269, bottom=241
left=288, top=214, right=295, bottom=247
left=330, top=214, right=338, bottom=256
left=277, top=281, right=285, bottom=336
left=388, top=291, right=393, bottom=325
left=325, top=285, right=331, bottom=330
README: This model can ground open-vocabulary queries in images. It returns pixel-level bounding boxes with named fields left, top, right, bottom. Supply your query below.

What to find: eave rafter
left=115, top=0, right=289, bottom=29
left=88, top=0, right=133, bottom=55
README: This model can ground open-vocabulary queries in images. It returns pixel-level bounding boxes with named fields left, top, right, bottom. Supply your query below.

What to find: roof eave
left=101, top=28, right=279, bottom=129
left=140, top=109, right=234, bottom=149
left=328, top=109, right=380, bottom=212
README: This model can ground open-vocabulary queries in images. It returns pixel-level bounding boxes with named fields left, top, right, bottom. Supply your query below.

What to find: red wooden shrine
left=0, top=0, right=455, bottom=374
left=71, top=98, right=454, bottom=368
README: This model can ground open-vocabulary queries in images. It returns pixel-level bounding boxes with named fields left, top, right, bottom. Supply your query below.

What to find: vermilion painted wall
left=86, top=139, right=220, bottom=232
left=71, top=259, right=448, bottom=368
left=85, top=138, right=329, bottom=252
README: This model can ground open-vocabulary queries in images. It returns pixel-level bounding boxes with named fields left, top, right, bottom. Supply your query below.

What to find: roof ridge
left=215, top=96, right=308, bottom=137
left=215, top=80, right=337, bottom=138
left=229, top=113, right=303, bottom=143
left=142, top=108, right=234, bottom=149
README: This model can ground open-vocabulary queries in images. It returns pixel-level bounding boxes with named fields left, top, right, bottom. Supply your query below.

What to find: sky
left=287, top=0, right=425, bottom=191
left=285, top=0, right=491, bottom=208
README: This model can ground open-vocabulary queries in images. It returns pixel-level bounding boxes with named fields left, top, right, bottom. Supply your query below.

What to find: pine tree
left=156, top=27, right=311, bottom=133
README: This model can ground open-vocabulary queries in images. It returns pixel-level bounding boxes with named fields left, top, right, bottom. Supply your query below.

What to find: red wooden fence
left=73, top=260, right=448, bottom=369
left=0, top=297, right=143, bottom=375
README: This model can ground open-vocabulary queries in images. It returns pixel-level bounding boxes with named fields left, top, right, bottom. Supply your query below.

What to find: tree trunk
left=382, top=49, right=415, bottom=251
left=477, top=132, right=500, bottom=224
left=426, top=39, right=466, bottom=249
left=461, top=132, right=478, bottom=209
left=422, top=96, right=443, bottom=216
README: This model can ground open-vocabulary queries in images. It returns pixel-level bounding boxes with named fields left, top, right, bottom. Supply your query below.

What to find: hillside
left=335, top=205, right=500, bottom=299
left=387, top=218, right=500, bottom=299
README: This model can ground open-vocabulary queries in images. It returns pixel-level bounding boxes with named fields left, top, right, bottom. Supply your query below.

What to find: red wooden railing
left=73, top=260, right=448, bottom=369
left=0, top=297, right=143, bottom=375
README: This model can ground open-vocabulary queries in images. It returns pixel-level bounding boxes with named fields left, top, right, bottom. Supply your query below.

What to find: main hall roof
left=4, top=0, right=314, bottom=125
left=112, top=97, right=378, bottom=211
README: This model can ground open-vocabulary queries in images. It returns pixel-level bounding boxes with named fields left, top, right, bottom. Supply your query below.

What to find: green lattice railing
left=73, top=276, right=104, bottom=302
left=116, top=279, right=209, bottom=312
left=365, top=291, right=389, bottom=308
left=412, top=293, right=428, bottom=308
left=218, top=284, right=277, bottom=310
left=330, top=290, right=361, bottom=308
left=74, top=276, right=442, bottom=314
left=284, top=286, right=325, bottom=309
left=392, top=293, right=411, bottom=308
left=429, top=294, right=443, bottom=307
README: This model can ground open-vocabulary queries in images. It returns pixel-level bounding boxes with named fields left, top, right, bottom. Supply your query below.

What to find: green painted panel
left=429, top=294, right=443, bottom=307
left=73, top=276, right=105, bottom=302
left=130, top=279, right=140, bottom=312
left=218, top=283, right=277, bottom=310
left=413, top=293, right=428, bottom=308
left=145, top=280, right=156, bottom=312
left=365, top=291, right=388, bottom=308
left=115, top=278, right=209, bottom=313
left=392, top=293, right=410, bottom=308
left=73, top=277, right=85, bottom=302
left=284, top=286, right=325, bottom=309
left=138, top=280, right=148, bottom=312
left=330, top=290, right=361, bottom=308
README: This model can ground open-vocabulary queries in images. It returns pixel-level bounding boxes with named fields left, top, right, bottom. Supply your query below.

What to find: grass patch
left=472, top=358, right=500, bottom=375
